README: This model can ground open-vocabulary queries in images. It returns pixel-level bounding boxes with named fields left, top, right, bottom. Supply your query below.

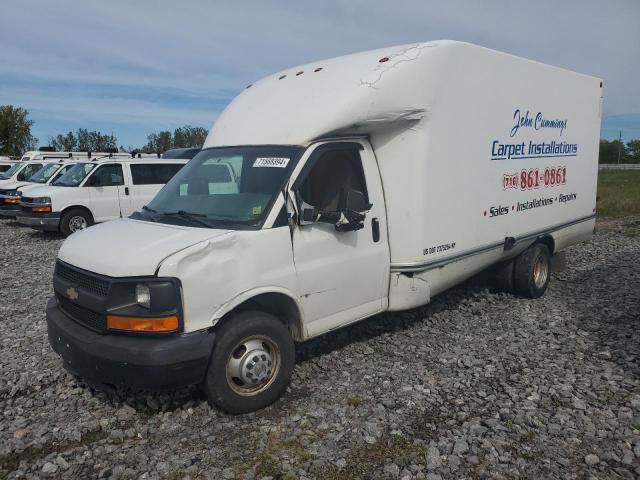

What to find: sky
left=1, top=0, right=639, bottom=148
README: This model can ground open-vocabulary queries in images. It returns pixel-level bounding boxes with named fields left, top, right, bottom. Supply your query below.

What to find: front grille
left=55, top=262, right=110, bottom=297
left=57, top=294, right=106, bottom=331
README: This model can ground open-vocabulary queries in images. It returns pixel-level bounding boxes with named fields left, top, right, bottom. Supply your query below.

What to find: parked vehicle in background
left=0, top=149, right=157, bottom=189
left=162, top=148, right=201, bottom=159
left=0, top=157, right=16, bottom=174
left=0, top=160, right=49, bottom=188
left=19, top=147, right=160, bottom=162
left=44, top=41, right=601, bottom=413
left=0, top=160, right=78, bottom=218
left=17, top=157, right=187, bottom=236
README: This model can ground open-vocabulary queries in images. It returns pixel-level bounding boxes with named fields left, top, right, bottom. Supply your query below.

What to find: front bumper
left=0, top=204, right=21, bottom=217
left=46, top=298, right=216, bottom=390
left=16, top=212, right=60, bottom=231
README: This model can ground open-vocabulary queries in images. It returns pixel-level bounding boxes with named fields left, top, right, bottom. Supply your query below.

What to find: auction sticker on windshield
left=253, top=157, right=290, bottom=168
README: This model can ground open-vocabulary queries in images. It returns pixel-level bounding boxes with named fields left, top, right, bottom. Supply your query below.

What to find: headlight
left=135, top=283, right=151, bottom=308
left=32, top=197, right=51, bottom=204
left=106, top=279, right=182, bottom=333
left=3, top=191, right=21, bottom=204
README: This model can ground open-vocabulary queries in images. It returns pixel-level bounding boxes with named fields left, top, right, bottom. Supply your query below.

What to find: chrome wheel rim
left=68, top=215, right=87, bottom=232
left=533, top=254, right=549, bottom=289
left=225, top=336, right=280, bottom=396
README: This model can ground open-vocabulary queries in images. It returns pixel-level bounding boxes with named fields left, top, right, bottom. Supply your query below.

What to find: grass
left=597, top=170, right=640, bottom=218
left=318, top=433, right=426, bottom=479
left=0, top=430, right=107, bottom=474
left=229, top=433, right=312, bottom=480
left=254, top=453, right=281, bottom=478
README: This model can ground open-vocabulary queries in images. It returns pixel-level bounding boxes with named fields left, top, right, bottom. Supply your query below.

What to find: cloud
left=1, top=0, right=638, bottom=146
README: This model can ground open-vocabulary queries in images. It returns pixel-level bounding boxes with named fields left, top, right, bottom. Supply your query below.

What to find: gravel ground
left=0, top=218, right=639, bottom=480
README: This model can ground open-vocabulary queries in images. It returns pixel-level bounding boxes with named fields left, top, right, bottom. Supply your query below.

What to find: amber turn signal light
left=31, top=206, right=52, bottom=213
left=106, top=314, right=178, bottom=332
left=4, top=197, right=20, bottom=204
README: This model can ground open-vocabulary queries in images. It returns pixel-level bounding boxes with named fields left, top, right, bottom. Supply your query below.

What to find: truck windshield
left=0, top=162, right=24, bottom=180
left=28, top=163, right=61, bottom=183
left=52, top=162, right=96, bottom=187
left=143, top=146, right=303, bottom=228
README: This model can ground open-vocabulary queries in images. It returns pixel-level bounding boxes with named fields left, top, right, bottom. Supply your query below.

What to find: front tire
left=514, top=243, right=551, bottom=298
left=60, top=208, right=93, bottom=237
left=205, top=311, right=295, bottom=414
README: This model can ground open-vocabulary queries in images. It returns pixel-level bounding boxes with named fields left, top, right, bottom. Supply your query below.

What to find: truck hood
left=58, top=218, right=232, bottom=277
left=15, top=183, right=50, bottom=195
left=0, top=180, right=33, bottom=192
left=18, top=184, right=71, bottom=198
left=0, top=179, right=21, bottom=188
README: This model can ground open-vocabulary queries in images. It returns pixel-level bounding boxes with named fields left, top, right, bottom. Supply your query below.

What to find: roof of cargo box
left=204, top=40, right=599, bottom=148
left=204, top=41, right=443, bottom=147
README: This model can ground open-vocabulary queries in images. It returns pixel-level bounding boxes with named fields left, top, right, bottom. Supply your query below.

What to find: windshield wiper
left=161, top=210, right=213, bottom=228
left=136, top=205, right=159, bottom=222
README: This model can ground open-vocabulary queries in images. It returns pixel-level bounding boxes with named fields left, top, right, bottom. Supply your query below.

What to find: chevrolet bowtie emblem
left=66, top=287, right=79, bottom=301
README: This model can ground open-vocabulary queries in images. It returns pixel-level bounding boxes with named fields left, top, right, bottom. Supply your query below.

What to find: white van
left=45, top=41, right=601, bottom=413
left=0, top=150, right=149, bottom=190
left=0, top=160, right=50, bottom=188
left=19, top=149, right=160, bottom=162
left=0, top=161, right=78, bottom=218
left=17, top=157, right=187, bottom=236
left=0, top=157, right=15, bottom=173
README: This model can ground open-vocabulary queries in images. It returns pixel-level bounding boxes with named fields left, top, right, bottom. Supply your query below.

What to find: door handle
left=371, top=217, right=380, bottom=242
left=125, top=187, right=130, bottom=196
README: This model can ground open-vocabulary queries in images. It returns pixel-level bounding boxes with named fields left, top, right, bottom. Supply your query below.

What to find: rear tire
left=205, top=311, right=295, bottom=414
left=60, top=208, right=93, bottom=237
left=514, top=243, right=551, bottom=298
left=493, top=259, right=515, bottom=293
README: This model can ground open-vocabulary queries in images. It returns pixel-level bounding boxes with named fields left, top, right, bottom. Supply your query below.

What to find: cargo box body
left=206, top=40, right=601, bottom=297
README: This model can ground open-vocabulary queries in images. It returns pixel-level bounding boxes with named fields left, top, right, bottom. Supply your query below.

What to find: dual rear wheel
left=494, top=243, right=551, bottom=298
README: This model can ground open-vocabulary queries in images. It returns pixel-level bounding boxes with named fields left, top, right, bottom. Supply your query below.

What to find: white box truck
left=45, top=41, right=601, bottom=413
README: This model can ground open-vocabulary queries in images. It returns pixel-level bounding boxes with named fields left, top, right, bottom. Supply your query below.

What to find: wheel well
left=61, top=205, right=94, bottom=222
left=215, top=293, right=304, bottom=341
left=536, top=235, right=555, bottom=255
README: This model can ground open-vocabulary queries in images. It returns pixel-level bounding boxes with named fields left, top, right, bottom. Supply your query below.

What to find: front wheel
left=205, top=311, right=295, bottom=414
left=514, top=243, right=551, bottom=298
left=60, top=208, right=93, bottom=237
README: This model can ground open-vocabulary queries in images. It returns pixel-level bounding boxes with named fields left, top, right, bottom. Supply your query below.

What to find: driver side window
left=298, top=148, right=368, bottom=211
left=88, top=164, right=124, bottom=187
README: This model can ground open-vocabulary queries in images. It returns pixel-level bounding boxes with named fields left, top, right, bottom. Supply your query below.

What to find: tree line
left=599, top=139, right=640, bottom=164
left=0, top=105, right=207, bottom=157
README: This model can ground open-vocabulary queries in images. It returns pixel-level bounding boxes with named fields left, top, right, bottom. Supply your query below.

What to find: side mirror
left=344, top=189, right=369, bottom=212
left=301, top=207, right=317, bottom=223
left=87, top=175, right=100, bottom=187
left=296, top=196, right=318, bottom=226
left=299, top=206, right=319, bottom=226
